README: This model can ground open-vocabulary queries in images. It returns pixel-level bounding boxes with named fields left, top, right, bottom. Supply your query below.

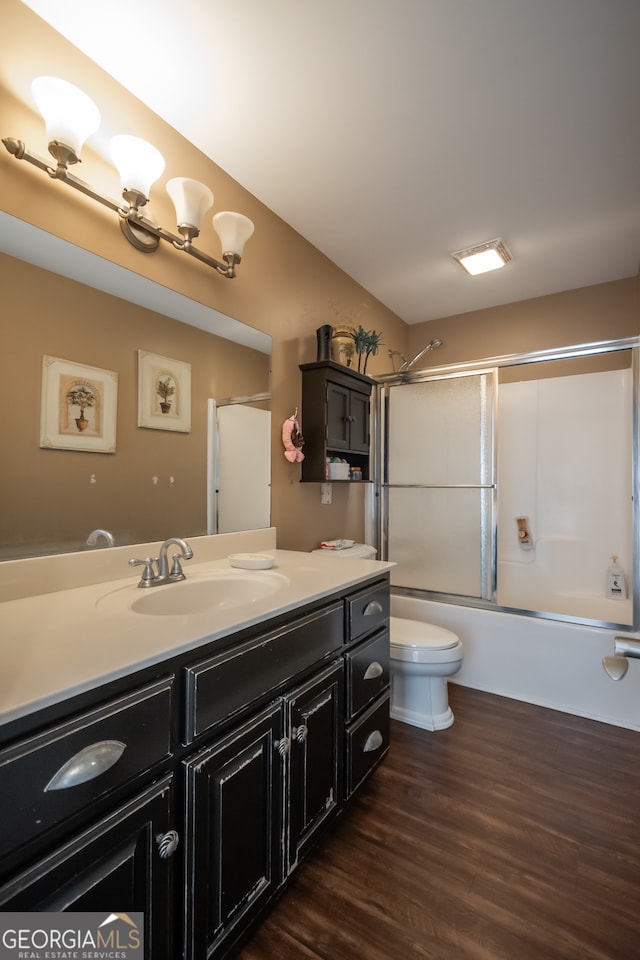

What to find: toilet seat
left=390, top=617, right=462, bottom=663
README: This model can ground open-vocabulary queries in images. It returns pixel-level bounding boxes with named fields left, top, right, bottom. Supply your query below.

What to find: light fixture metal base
left=119, top=217, right=160, bottom=253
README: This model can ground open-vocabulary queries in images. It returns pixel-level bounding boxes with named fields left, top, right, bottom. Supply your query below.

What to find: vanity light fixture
left=451, top=237, right=511, bottom=276
left=2, top=77, right=255, bottom=279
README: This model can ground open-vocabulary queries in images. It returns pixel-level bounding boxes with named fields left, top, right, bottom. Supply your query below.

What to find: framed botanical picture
left=40, top=355, right=118, bottom=453
left=137, top=350, right=191, bottom=432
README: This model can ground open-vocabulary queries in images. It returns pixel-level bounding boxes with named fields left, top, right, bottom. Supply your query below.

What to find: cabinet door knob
left=363, top=600, right=383, bottom=616
left=274, top=737, right=290, bottom=757
left=44, top=740, right=126, bottom=791
left=363, top=661, right=384, bottom=680
left=292, top=724, right=308, bottom=743
left=156, top=830, right=179, bottom=860
left=363, top=730, right=383, bottom=753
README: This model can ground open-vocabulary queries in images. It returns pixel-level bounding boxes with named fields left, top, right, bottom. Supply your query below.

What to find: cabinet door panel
left=326, top=382, right=350, bottom=448
left=184, top=703, right=283, bottom=960
left=0, top=776, right=174, bottom=960
left=286, top=661, right=344, bottom=871
left=349, top=390, right=370, bottom=452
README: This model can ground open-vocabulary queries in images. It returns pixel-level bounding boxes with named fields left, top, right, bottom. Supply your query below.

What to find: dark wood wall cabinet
left=0, top=574, right=390, bottom=960
left=299, top=360, right=376, bottom=482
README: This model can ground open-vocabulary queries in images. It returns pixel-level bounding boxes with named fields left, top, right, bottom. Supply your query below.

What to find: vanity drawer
left=0, top=677, right=173, bottom=862
left=345, top=628, right=390, bottom=719
left=346, top=581, right=390, bottom=643
left=185, top=602, right=343, bottom=741
left=345, top=693, right=390, bottom=798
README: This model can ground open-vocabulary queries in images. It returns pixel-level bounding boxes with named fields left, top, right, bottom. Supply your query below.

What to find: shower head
left=399, top=337, right=443, bottom=372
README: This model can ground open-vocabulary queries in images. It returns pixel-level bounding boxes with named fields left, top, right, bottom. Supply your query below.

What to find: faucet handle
left=169, top=555, right=186, bottom=581
left=129, top=557, right=157, bottom=586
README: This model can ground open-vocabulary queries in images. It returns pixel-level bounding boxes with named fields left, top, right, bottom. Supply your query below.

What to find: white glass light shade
left=109, top=134, right=165, bottom=199
left=166, top=178, right=213, bottom=231
left=459, top=250, right=504, bottom=275
left=31, top=77, right=100, bottom=157
left=212, top=211, right=255, bottom=258
left=452, top=238, right=511, bottom=276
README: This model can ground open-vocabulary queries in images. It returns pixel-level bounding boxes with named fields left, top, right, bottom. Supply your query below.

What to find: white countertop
left=0, top=548, right=392, bottom=727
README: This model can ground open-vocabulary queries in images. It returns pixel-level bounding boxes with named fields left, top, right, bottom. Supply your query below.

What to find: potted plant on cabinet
left=352, top=326, right=383, bottom=375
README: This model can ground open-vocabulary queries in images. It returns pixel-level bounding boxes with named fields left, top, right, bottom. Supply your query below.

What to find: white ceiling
left=17, top=0, right=640, bottom=325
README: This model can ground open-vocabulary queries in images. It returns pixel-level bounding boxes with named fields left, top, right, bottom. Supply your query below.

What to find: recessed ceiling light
left=451, top=238, right=511, bottom=276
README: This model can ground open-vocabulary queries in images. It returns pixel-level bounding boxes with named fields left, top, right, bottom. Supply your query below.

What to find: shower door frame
left=375, top=366, right=498, bottom=604
left=371, top=336, right=640, bottom=631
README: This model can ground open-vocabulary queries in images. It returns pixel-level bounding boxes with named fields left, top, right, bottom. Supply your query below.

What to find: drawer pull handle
left=363, top=730, right=383, bottom=753
left=156, top=830, right=179, bottom=860
left=292, top=724, right=308, bottom=743
left=363, top=600, right=383, bottom=617
left=45, top=740, right=126, bottom=791
left=274, top=737, right=291, bottom=757
left=363, top=661, right=384, bottom=680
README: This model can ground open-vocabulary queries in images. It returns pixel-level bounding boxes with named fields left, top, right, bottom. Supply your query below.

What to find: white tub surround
left=391, top=595, right=640, bottom=732
left=0, top=532, right=393, bottom=726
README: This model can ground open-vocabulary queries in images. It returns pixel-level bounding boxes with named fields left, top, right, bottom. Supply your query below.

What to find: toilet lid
left=390, top=617, right=459, bottom=650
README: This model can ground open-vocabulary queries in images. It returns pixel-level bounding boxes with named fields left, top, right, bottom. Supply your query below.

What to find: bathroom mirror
left=0, top=214, right=272, bottom=560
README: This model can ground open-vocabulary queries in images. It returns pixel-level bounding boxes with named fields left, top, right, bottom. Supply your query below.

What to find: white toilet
left=311, top=543, right=464, bottom=731
left=389, top=618, right=463, bottom=731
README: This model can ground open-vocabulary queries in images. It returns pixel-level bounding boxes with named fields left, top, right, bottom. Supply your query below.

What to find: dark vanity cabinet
left=0, top=679, right=176, bottom=959
left=184, top=702, right=285, bottom=959
left=299, top=360, right=376, bottom=482
left=343, top=580, right=391, bottom=796
left=0, top=574, right=389, bottom=960
left=182, top=603, right=345, bottom=959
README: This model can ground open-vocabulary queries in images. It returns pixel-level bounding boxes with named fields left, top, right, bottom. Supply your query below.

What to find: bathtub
left=391, top=593, right=640, bottom=731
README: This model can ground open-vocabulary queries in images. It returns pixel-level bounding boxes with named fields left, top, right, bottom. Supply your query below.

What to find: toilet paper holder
left=602, top=636, right=640, bottom=680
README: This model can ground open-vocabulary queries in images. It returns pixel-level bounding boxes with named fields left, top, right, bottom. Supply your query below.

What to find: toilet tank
left=311, top=543, right=377, bottom=560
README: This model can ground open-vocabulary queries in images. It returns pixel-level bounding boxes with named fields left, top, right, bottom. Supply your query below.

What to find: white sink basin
left=98, top=570, right=289, bottom=617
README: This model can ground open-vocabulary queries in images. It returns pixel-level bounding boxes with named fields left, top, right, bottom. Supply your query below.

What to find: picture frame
left=40, top=355, right=118, bottom=454
left=137, top=350, right=191, bottom=432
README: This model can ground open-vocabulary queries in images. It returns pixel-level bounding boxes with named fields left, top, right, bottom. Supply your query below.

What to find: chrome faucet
left=87, top=529, right=115, bottom=548
left=129, top=537, right=194, bottom=587
left=156, top=537, right=194, bottom=579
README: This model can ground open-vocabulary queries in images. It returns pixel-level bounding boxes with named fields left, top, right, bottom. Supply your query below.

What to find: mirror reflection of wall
left=1, top=237, right=271, bottom=560
left=207, top=398, right=271, bottom=535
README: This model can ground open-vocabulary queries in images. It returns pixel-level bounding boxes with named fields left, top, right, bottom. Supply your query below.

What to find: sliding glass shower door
left=380, top=370, right=496, bottom=599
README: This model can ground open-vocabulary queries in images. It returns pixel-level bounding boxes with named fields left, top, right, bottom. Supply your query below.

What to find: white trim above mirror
left=0, top=212, right=271, bottom=354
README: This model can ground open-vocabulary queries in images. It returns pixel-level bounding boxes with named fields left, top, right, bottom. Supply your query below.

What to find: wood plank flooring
left=237, top=685, right=640, bottom=960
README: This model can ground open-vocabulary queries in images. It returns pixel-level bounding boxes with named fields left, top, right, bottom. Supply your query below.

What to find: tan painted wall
left=406, top=277, right=639, bottom=371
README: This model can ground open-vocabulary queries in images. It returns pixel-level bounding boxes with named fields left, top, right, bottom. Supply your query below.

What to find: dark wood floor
left=237, top=684, right=640, bottom=960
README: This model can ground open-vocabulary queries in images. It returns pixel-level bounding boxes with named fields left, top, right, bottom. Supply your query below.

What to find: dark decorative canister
left=315, top=324, right=333, bottom=362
